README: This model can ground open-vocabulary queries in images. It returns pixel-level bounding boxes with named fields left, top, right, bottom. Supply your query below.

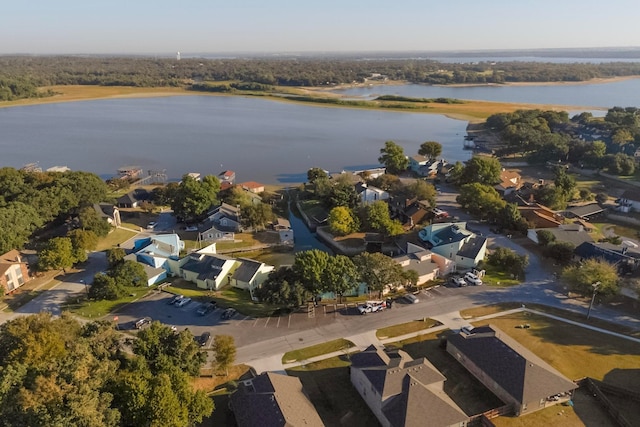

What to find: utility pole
left=586, top=281, right=600, bottom=320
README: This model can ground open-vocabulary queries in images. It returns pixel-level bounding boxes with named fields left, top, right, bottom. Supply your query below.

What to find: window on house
left=16, top=269, right=24, bottom=285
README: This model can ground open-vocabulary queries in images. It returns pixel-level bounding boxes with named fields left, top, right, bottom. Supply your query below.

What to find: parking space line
left=237, top=315, right=251, bottom=324
left=252, top=318, right=260, bottom=327
left=276, top=316, right=281, bottom=328
left=288, top=314, right=292, bottom=328
left=264, top=317, right=271, bottom=327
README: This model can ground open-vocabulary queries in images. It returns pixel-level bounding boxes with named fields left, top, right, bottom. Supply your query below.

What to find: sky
left=3, top=0, right=640, bottom=55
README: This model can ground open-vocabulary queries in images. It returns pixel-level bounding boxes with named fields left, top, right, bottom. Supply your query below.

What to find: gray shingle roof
left=230, top=372, right=323, bottom=427
left=457, top=236, right=487, bottom=259
left=565, top=203, right=604, bottom=218
left=232, top=258, right=263, bottom=283
left=181, top=254, right=233, bottom=281
left=447, top=325, right=577, bottom=405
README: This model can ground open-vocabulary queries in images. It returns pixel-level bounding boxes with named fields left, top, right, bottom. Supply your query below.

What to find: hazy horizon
left=5, top=0, right=640, bottom=55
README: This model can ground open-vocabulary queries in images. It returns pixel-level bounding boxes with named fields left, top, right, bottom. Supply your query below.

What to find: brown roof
left=231, top=372, right=323, bottom=427
left=240, top=181, right=265, bottom=190
left=0, top=250, right=25, bottom=275
left=447, top=325, right=577, bottom=405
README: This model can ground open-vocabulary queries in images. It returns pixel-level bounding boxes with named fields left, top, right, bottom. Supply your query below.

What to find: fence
left=576, top=377, right=635, bottom=427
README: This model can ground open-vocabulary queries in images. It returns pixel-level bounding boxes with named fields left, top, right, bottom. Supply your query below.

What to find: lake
left=332, top=78, right=640, bottom=108
left=0, top=96, right=470, bottom=184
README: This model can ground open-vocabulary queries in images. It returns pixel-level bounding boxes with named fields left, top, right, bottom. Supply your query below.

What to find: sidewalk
left=249, top=307, right=640, bottom=374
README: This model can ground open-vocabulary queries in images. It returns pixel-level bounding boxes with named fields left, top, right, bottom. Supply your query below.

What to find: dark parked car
left=135, top=317, right=152, bottom=329
left=198, top=332, right=211, bottom=347
left=197, top=301, right=217, bottom=316
left=221, top=308, right=237, bottom=320
left=168, top=294, right=184, bottom=305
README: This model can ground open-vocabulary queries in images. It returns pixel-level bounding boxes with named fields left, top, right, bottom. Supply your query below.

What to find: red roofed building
left=240, top=181, right=265, bottom=194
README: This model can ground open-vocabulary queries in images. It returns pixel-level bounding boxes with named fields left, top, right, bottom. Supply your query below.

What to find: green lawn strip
left=376, top=319, right=441, bottom=339
left=459, top=303, right=640, bottom=338
left=63, top=285, right=157, bottom=318
left=298, top=199, right=329, bottom=220
left=95, top=228, right=137, bottom=251
left=216, top=240, right=255, bottom=251
left=481, top=265, right=521, bottom=287
left=459, top=302, right=522, bottom=319
left=163, top=282, right=211, bottom=301
left=287, top=356, right=380, bottom=426
left=474, top=312, right=640, bottom=391
left=218, top=287, right=277, bottom=317
left=282, top=338, right=355, bottom=364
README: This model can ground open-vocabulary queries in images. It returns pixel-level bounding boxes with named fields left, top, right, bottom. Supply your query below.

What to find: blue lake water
left=0, top=96, right=470, bottom=184
left=332, top=78, right=640, bottom=108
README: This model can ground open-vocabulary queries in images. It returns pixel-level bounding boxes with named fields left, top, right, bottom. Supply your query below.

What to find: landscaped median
left=375, top=318, right=441, bottom=340
left=282, top=338, right=355, bottom=364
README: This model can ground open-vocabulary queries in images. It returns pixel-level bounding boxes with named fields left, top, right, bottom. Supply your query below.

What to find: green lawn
left=287, top=356, right=379, bottom=426
left=482, top=265, right=521, bottom=287
left=298, top=199, right=329, bottom=221
left=218, top=287, right=278, bottom=317
left=376, top=319, right=441, bottom=339
left=282, top=338, right=355, bottom=363
left=95, top=228, right=137, bottom=251
left=63, top=285, right=157, bottom=318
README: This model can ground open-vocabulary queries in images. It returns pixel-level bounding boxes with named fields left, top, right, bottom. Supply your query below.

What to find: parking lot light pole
left=586, top=281, right=600, bottom=320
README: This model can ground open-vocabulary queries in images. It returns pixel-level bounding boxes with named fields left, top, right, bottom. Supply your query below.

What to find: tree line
left=0, top=167, right=109, bottom=254
left=3, top=56, right=640, bottom=101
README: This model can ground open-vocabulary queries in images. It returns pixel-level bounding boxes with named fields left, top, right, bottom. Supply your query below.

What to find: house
left=408, top=155, right=428, bottom=174
left=447, top=325, right=577, bottom=416
left=563, top=203, right=605, bottom=220
left=574, top=241, right=640, bottom=270
left=272, top=217, right=294, bottom=245
left=180, top=253, right=239, bottom=290
left=199, top=223, right=235, bottom=242
left=617, top=188, right=640, bottom=212
left=393, top=243, right=455, bottom=287
left=93, top=203, right=121, bottom=227
left=350, top=345, right=468, bottom=427
left=519, top=204, right=562, bottom=228
left=527, top=224, right=593, bottom=246
left=230, top=372, right=323, bottom=427
left=205, top=203, right=241, bottom=231
left=418, top=223, right=487, bottom=269
left=128, top=234, right=184, bottom=283
left=116, top=189, right=149, bottom=208
left=400, top=200, right=432, bottom=229
left=230, top=258, right=274, bottom=300
left=240, top=181, right=265, bottom=194
left=0, top=250, right=30, bottom=294
left=495, top=170, right=522, bottom=196
left=356, top=182, right=390, bottom=205
left=219, top=170, right=236, bottom=184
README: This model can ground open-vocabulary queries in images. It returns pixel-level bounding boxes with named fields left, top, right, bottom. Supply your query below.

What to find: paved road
left=0, top=252, right=108, bottom=324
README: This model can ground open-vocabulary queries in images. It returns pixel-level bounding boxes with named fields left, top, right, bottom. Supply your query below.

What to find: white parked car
left=450, top=276, right=467, bottom=287
left=184, top=226, right=198, bottom=232
left=146, top=221, right=157, bottom=230
left=175, top=297, right=192, bottom=307
left=357, top=301, right=387, bottom=314
left=464, top=272, right=483, bottom=286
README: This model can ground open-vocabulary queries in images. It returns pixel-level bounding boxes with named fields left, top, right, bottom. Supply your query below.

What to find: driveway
left=0, top=251, right=108, bottom=323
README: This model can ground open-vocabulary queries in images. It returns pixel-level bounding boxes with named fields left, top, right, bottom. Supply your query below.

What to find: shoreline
left=0, top=82, right=609, bottom=123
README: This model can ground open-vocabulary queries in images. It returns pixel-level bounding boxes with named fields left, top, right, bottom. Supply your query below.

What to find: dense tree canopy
left=456, top=183, right=506, bottom=219
left=328, top=206, right=360, bottom=236
left=0, top=313, right=212, bottom=427
left=458, top=156, right=503, bottom=186
left=170, top=174, right=220, bottom=221
left=353, top=252, right=403, bottom=296
left=562, top=258, right=619, bottom=297
left=418, top=141, right=442, bottom=160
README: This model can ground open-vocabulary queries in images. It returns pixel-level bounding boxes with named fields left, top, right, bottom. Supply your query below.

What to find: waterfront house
left=116, top=189, right=149, bottom=209
left=0, top=250, right=30, bottom=294
left=126, top=234, right=185, bottom=285
left=409, top=155, right=429, bottom=174
left=240, top=181, right=265, bottom=194
left=219, top=170, right=236, bottom=184
left=356, top=182, right=390, bottom=205
left=447, top=325, right=577, bottom=417
left=418, top=223, right=487, bottom=269
left=350, top=345, right=468, bottom=427
left=230, top=372, right=323, bottom=427
left=205, top=203, right=241, bottom=231
left=494, top=170, right=522, bottom=196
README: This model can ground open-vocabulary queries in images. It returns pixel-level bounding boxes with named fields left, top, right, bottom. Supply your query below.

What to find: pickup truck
left=357, top=301, right=386, bottom=315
